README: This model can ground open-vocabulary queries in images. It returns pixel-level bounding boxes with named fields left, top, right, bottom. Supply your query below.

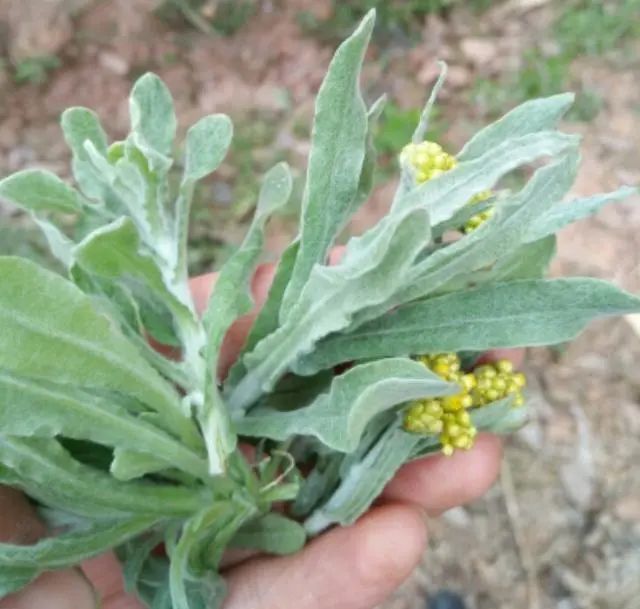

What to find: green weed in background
left=157, top=0, right=256, bottom=36
left=555, top=0, right=640, bottom=58
left=13, top=55, right=61, bottom=85
left=298, top=0, right=493, bottom=42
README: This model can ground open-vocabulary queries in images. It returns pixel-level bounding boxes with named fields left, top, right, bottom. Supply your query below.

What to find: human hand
left=0, top=255, right=521, bottom=609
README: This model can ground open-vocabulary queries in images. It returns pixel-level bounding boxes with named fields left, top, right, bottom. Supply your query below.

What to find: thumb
left=222, top=503, right=427, bottom=609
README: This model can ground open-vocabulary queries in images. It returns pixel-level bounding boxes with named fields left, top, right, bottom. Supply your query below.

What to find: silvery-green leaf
left=199, top=163, right=292, bottom=474
left=291, top=454, right=342, bottom=518
left=111, top=448, right=170, bottom=480
left=471, top=396, right=529, bottom=434
left=73, top=216, right=195, bottom=327
left=0, top=567, right=38, bottom=596
left=174, top=114, right=233, bottom=280
left=0, top=437, right=207, bottom=518
left=436, top=235, right=556, bottom=294
left=0, top=257, right=199, bottom=445
left=0, top=169, right=84, bottom=213
left=457, top=93, right=575, bottom=161
left=183, top=115, right=234, bottom=183
left=34, top=217, right=74, bottom=267
left=170, top=503, right=253, bottom=609
left=61, top=107, right=113, bottom=202
left=393, top=131, right=579, bottom=226
left=0, top=371, right=207, bottom=479
left=361, top=151, right=580, bottom=322
left=431, top=196, right=494, bottom=239
left=524, top=186, right=638, bottom=243
left=117, top=529, right=165, bottom=593
left=113, top=145, right=169, bottom=244
left=61, top=107, right=108, bottom=159
left=129, top=73, right=176, bottom=157
left=297, top=278, right=640, bottom=372
left=236, top=358, right=456, bottom=452
left=281, top=11, right=374, bottom=314
left=305, top=425, right=420, bottom=534
left=0, top=516, right=158, bottom=570
left=412, top=61, right=447, bottom=143
left=225, top=240, right=300, bottom=388
left=228, top=205, right=431, bottom=412
left=230, top=513, right=306, bottom=555
left=348, top=94, right=386, bottom=218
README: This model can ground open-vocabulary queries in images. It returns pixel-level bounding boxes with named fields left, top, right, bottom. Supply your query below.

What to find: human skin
left=0, top=257, right=522, bottom=609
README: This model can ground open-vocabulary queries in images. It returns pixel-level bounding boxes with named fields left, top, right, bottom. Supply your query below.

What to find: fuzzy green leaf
left=305, top=425, right=420, bottom=534
left=61, top=107, right=112, bottom=202
left=183, top=115, right=234, bottom=183
left=358, top=151, right=580, bottom=324
left=129, top=73, right=176, bottom=157
left=226, top=240, right=300, bottom=388
left=0, top=517, right=158, bottom=570
left=0, top=169, right=83, bottom=214
left=174, top=114, right=233, bottom=280
left=0, top=371, right=207, bottom=479
left=73, top=216, right=195, bottom=327
left=231, top=513, right=306, bottom=555
left=0, top=567, right=38, bottom=597
left=393, top=131, right=579, bottom=226
left=297, top=279, right=640, bottom=372
left=471, top=396, right=529, bottom=434
left=0, top=437, right=208, bottom=518
left=236, top=359, right=456, bottom=452
left=228, top=205, right=431, bottom=412
left=281, top=11, right=374, bottom=313
left=0, top=257, right=198, bottom=443
left=457, top=93, right=575, bottom=161
left=199, top=162, right=292, bottom=473
left=525, top=186, right=638, bottom=243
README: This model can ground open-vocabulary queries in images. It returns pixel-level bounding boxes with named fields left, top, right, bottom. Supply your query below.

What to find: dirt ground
left=0, top=1, right=639, bottom=608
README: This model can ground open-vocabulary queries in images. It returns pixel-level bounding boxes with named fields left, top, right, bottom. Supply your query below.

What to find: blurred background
left=0, top=1, right=639, bottom=607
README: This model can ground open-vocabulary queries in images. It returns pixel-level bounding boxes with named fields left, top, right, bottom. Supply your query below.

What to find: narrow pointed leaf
left=228, top=206, right=431, bottom=412
left=305, top=426, right=420, bottom=534
left=0, top=371, right=207, bottom=479
left=297, top=278, right=640, bottom=372
left=457, top=93, right=574, bottom=161
left=200, top=162, right=292, bottom=473
left=0, top=517, right=158, bottom=569
left=236, top=359, right=456, bottom=452
left=282, top=11, right=375, bottom=313
left=525, top=186, right=638, bottom=243
left=393, top=131, right=579, bottom=226
left=0, top=437, right=208, bottom=518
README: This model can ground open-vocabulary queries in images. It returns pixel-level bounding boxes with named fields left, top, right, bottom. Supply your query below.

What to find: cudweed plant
left=0, top=10, right=638, bottom=608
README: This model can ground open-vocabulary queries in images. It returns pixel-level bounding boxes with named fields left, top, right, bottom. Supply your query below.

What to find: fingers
left=81, top=553, right=145, bottom=609
left=223, top=503, right=426, bottom=609
left=0, top=486, right=46, bottom=543
left=0, top=569, right=97, bottom=609
left=383, top=434, right=503, bottom=516
left=478, top=348, right=525, bottom=368
left=0, top=487, right=97, bottom=609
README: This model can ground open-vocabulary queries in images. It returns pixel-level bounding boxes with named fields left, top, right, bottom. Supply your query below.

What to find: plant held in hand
left=0, top=10, right=638, bottom=608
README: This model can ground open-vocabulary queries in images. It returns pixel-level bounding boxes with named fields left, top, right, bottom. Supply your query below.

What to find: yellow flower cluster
left=463, top=189, right=494, bottom=233
left=472, top=360, right=526, bottom=407
left=402, top=140, right=495, bottom=233
left=403, top=353, right=527, bottom=456
left=405, top=353, right=478, bottom=456
left=401, top=141, right=457, bottom=184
